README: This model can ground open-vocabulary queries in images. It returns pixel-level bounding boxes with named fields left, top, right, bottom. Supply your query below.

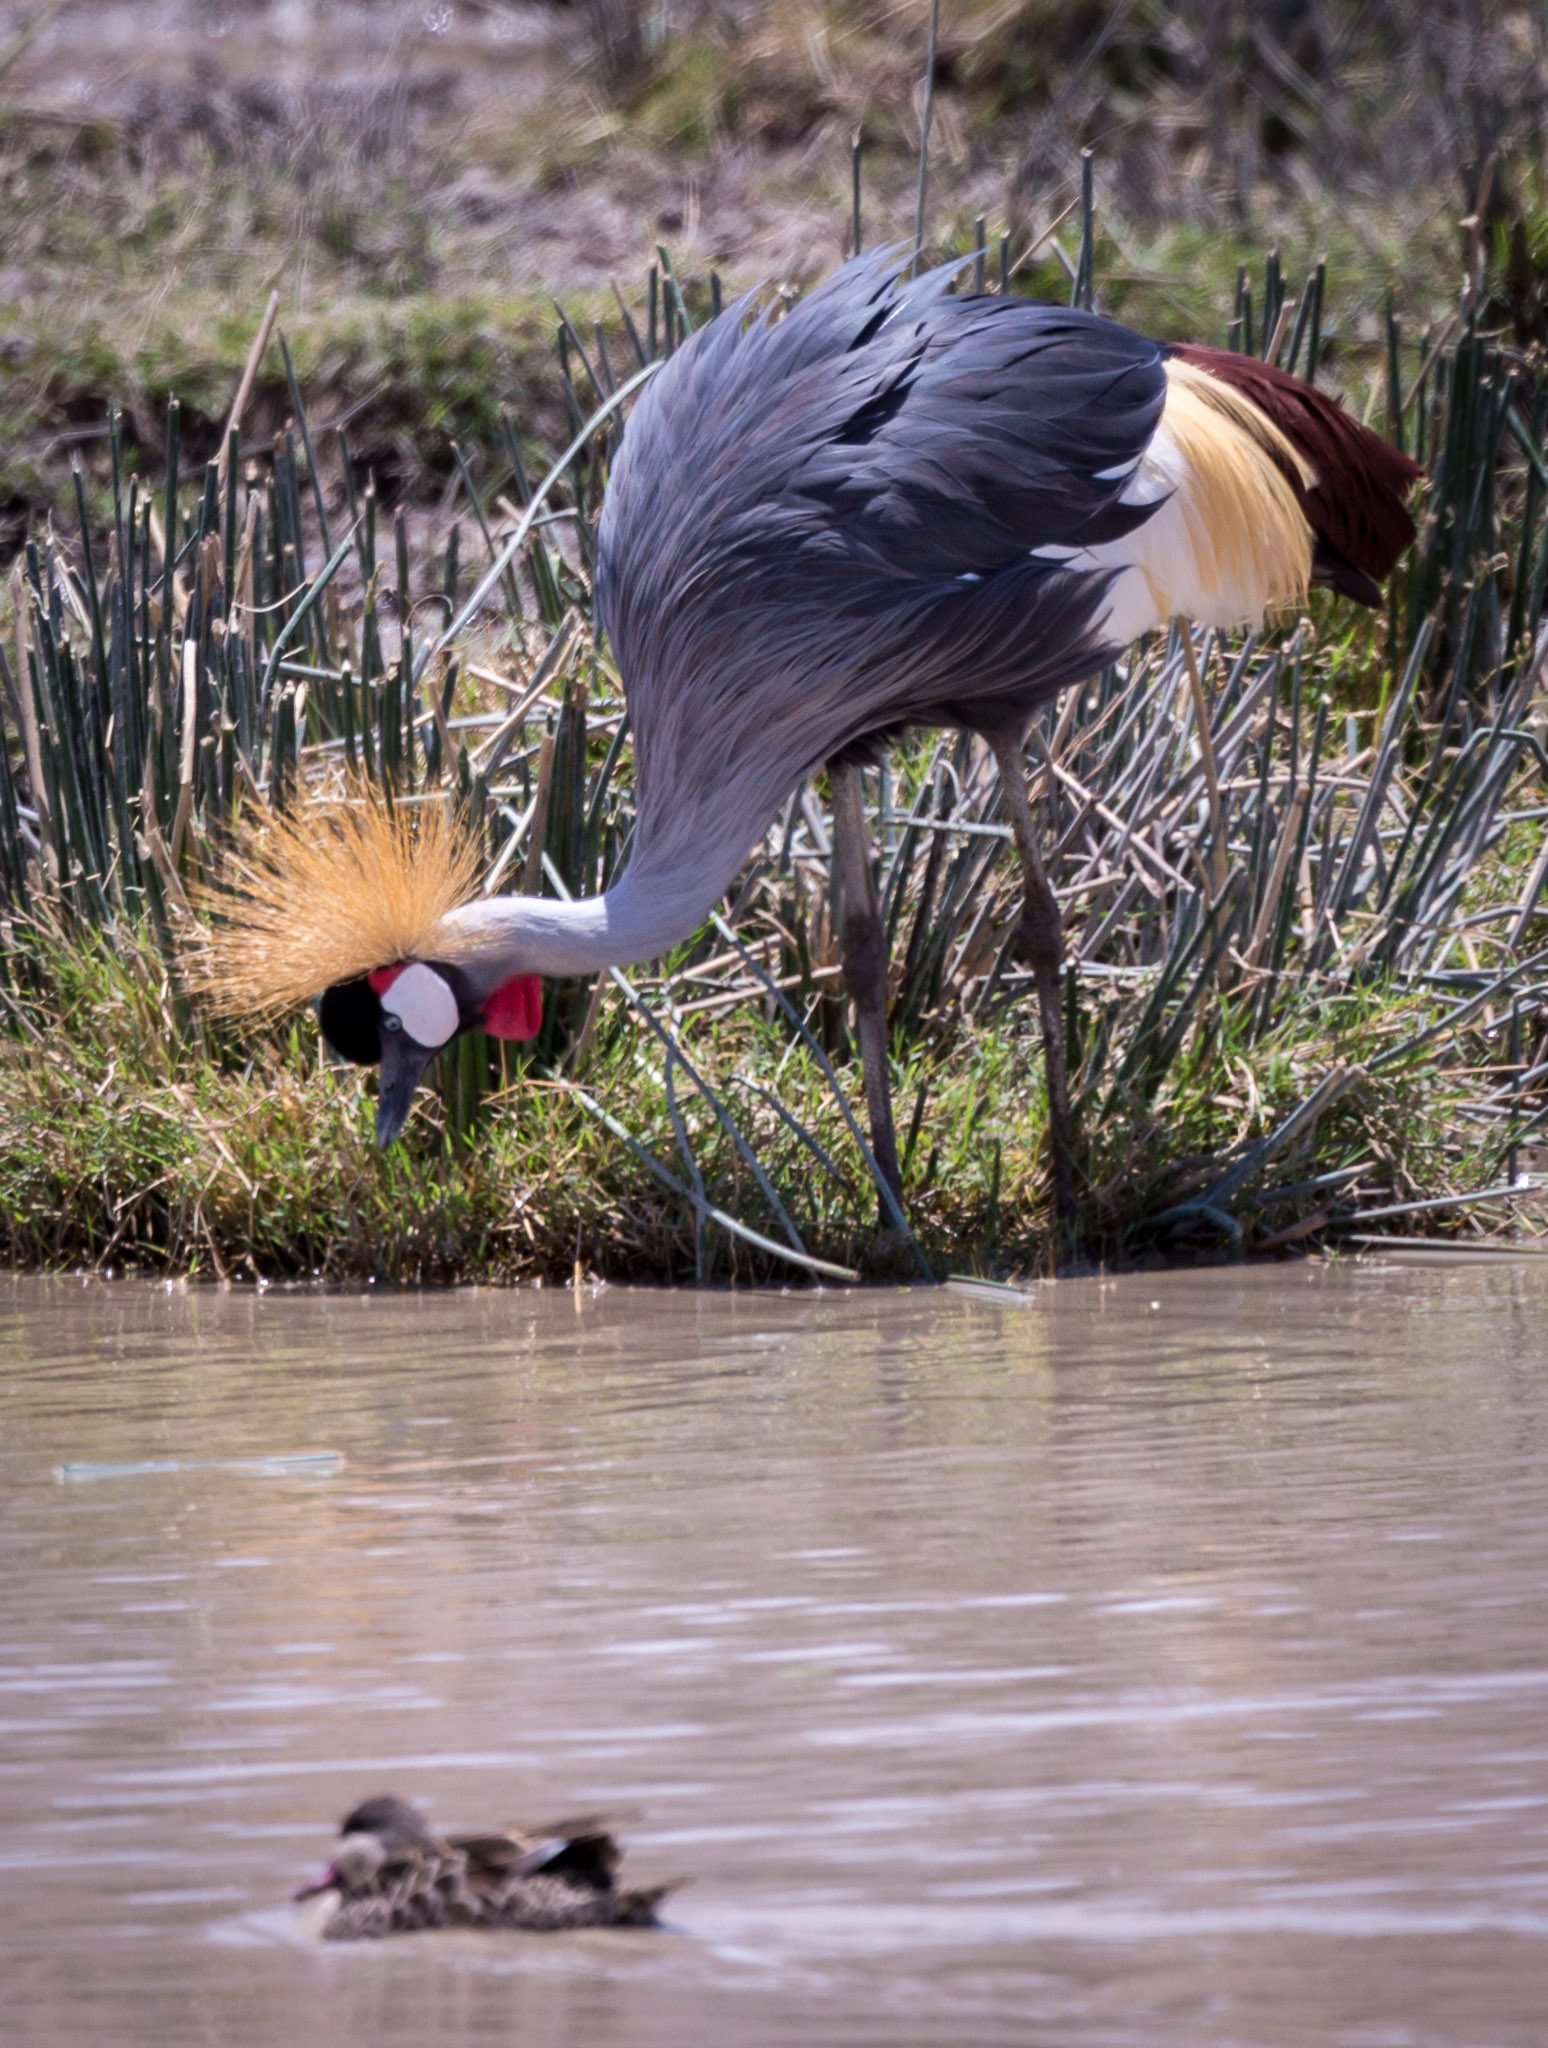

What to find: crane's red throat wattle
left=482, top=974, right=543, bottom=1040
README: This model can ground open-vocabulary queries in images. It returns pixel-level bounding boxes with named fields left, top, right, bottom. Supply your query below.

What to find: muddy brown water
left=2, top=1264, right=1546, bottom=2047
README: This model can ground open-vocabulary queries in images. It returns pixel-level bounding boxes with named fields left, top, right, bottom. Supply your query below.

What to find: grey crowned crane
left=202, top=251, right=1420, bottom=1226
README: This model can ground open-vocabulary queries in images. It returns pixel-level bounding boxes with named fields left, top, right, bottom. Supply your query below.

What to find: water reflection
left=1, top=1264, right=1546, bottom=2045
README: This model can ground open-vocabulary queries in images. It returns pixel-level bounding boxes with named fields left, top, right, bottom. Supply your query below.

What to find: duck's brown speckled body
left=295, top=1794, right=676, bottom=1940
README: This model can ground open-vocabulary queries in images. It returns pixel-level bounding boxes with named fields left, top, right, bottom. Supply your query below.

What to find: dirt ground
left=0, top=2, right=1534, bottom=551
left=0, top=2, right=960, bottom=544
left=0, top=0, right=921, bottom=290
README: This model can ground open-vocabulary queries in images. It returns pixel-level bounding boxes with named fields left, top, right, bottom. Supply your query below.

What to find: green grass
left=0, top=912, right=1509, bottom=1285
left=0, top=280, right=585, bottom=552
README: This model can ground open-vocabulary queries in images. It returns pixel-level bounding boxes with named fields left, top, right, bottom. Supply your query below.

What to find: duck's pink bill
left=293, top=1864, right=338, bottom=1900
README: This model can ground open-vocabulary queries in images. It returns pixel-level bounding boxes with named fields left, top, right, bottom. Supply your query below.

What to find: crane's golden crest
left=186, top=791, right=481, bottom=1020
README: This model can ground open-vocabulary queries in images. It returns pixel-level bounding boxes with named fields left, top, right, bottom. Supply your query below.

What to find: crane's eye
left=383, top=1014, right=402, bottom=1034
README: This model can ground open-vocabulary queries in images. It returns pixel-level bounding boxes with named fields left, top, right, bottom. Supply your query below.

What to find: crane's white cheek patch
left=378, top=962, right=459, bottom=1049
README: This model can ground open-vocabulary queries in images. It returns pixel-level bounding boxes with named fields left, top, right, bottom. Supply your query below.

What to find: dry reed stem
left=217, top=290, right=281, bottom=490
left=1177, top=624, right=1227, bottom=900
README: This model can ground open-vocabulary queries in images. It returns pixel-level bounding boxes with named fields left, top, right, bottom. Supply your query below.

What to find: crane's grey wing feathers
left=594, top=253, right=1165, bottom=930
left=781, top=279, right=1165, bottom=576
left=604, top=252, right=1164, bottom=583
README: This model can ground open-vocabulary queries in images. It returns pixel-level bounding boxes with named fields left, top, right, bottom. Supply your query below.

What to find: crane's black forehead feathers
left=318, top=976, right=382, bottom=1066
left=595, top=251, right=1166, bottom=922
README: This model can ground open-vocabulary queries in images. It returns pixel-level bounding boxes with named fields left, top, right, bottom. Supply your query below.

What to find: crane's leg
left=829, top=760, right=904, bottom=1223
left=989, top=732, right=1077, bottom=1237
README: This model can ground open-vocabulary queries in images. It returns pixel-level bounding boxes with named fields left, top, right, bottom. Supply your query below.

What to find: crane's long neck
left=439, top=636, right=867, bottom=990
left=437, top=857, right=727, bottom=990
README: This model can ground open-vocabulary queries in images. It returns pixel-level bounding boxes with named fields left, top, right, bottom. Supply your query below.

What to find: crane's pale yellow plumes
left=1077, top=358, right=1321, bottom=645
left=1157, top=357, right=1315, bottom=615
left=187, top=792, right=480, bottom=1020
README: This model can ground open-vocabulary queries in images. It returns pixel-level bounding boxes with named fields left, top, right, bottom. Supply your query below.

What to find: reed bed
left=3, top=216, right=1548, bottom=1283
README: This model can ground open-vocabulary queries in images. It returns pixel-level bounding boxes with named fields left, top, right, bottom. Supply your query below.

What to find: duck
left=293, top=1793, right=677, bottom=1940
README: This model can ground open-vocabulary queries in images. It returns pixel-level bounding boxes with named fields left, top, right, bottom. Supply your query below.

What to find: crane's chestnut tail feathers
left=187, top=794, right=482, bottom=1020
left=1172, top=343, right=1423, bottom=599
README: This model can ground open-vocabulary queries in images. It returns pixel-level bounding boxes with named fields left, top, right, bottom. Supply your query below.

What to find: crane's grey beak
left=375, top=1028, right=436, bottom=1148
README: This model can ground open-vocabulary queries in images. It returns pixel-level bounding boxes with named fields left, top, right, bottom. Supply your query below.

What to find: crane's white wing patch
left=380, top=962, right=459, bottom=1049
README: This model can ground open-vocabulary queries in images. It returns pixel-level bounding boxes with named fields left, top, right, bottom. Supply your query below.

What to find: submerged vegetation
left=3, top=3, right=1548, bottom=1282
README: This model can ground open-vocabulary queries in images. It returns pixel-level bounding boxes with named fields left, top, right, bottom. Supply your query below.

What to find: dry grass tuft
left=186, top=789, right=481, bottom=1021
